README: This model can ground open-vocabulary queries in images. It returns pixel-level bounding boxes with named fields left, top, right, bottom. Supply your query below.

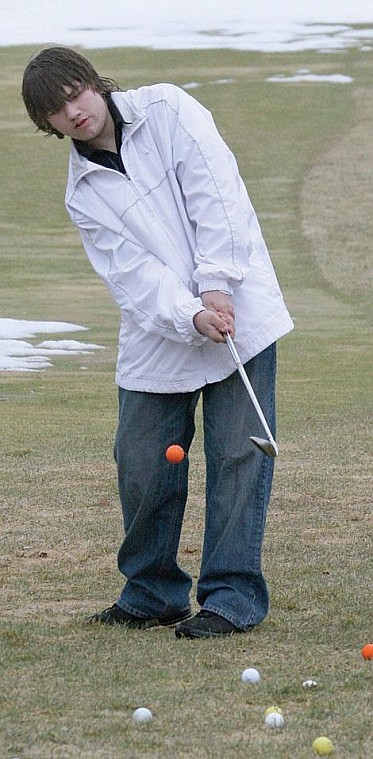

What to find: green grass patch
left=0, top=44, right=372, bottom=758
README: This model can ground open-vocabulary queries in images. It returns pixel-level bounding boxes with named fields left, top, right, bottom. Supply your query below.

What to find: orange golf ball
left=361, top=643, right=373, bottom=660
left=165, top=444, right=185, bottom=464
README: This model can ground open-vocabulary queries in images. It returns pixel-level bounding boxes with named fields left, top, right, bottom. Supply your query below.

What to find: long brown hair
left=22, top=46, right=120, bottom=138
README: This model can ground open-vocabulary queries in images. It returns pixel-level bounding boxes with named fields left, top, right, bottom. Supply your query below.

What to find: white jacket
left=66, top=84, right=293, bottom=392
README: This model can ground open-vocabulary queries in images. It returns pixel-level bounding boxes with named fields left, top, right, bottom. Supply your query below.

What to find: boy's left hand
left=201, top=291, right=235, bottom=337
left=193, top=309, right=231, bottom=342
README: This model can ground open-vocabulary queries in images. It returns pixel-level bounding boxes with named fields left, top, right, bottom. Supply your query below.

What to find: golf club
left=225, top=333, right=278, bottom=457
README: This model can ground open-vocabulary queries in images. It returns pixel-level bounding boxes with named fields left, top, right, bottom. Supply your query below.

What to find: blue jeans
left=114, top=343, right=276, bottom=630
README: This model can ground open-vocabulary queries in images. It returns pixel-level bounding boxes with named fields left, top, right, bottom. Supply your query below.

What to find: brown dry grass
left=301, top=88, right=373, bottom=306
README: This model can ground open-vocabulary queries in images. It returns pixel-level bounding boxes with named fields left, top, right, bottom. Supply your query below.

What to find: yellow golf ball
left=312, top=736, right=334, bottom=755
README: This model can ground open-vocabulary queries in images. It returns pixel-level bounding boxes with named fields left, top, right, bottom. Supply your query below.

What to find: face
left=47, top=85, right=111, bottom=145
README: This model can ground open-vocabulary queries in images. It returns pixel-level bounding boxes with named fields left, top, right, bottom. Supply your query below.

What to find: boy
left=22, top=47, right=293, bottom=639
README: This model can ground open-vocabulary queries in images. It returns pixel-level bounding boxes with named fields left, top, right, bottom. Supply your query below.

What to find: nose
left=63, top=99, right=80, bottom=120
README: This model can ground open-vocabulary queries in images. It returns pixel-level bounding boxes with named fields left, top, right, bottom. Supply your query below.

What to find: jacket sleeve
left=76, top=220, right=207, bottom=346
left=167, top=86, right=257, bottom=295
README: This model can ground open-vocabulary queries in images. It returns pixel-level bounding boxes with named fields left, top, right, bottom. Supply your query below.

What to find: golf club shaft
left=225, top=333, right=277, bottom=449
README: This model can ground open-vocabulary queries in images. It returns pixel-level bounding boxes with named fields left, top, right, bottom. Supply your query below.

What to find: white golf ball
left=132, top=707, right=153, bottom=723
left=264, top=706, right=283, bottom=717
left=264, top=711, right=285, bottom=729
left=303, top=679, right=318, bottom=688
left=241, top=667, right=261, bottom=683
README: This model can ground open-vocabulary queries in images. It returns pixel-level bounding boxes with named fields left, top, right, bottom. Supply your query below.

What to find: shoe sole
left=89, top=608, right=192, bottom=628
left=175, top=626, right=241, bottom=639
left=159, top=609, right=192, bottom=626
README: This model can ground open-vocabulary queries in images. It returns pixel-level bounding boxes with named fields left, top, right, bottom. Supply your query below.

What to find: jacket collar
left=111, top=91, right=146, bottom=134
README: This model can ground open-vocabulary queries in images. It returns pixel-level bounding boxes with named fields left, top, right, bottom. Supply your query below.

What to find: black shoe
left=175, top=610, right=242, bottom=639
left=88, top=604, right=192, bottom=628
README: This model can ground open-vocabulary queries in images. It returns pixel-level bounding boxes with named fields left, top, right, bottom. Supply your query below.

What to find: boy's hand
left=193, top=309, right=230, bottom=342
left=200, top=291, right=235, bottom=338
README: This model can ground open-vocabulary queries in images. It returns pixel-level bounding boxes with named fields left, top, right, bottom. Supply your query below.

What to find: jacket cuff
left=174, top=301, right=208, bottom=346
left=198, top=281, right=233, bottom=296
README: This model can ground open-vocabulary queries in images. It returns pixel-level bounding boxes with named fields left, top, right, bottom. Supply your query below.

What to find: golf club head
left=250, top=436, right=278, bottom=458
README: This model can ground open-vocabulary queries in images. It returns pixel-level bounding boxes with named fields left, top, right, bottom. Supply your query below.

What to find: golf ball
left=312, top=736, right=334, bottom=755
left=165, top=444, right=185, bottom=463
left=132, top=707, right=153, bottom=723
left=241, top=667, right=261, bottom=683
left=361, top=643, right=373, bottom=660
left=303, top=678, right=318, bottom=688
left=264, top=711, right=284, bottom=729
left=264, top=706, right=282, bottom=717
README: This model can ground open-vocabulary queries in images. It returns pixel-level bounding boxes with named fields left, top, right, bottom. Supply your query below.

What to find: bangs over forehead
left=22, top=46, right=119, bottom=137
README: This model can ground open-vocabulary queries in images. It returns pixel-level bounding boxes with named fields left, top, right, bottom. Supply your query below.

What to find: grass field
left=0, top=43, right=372, bottom=758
